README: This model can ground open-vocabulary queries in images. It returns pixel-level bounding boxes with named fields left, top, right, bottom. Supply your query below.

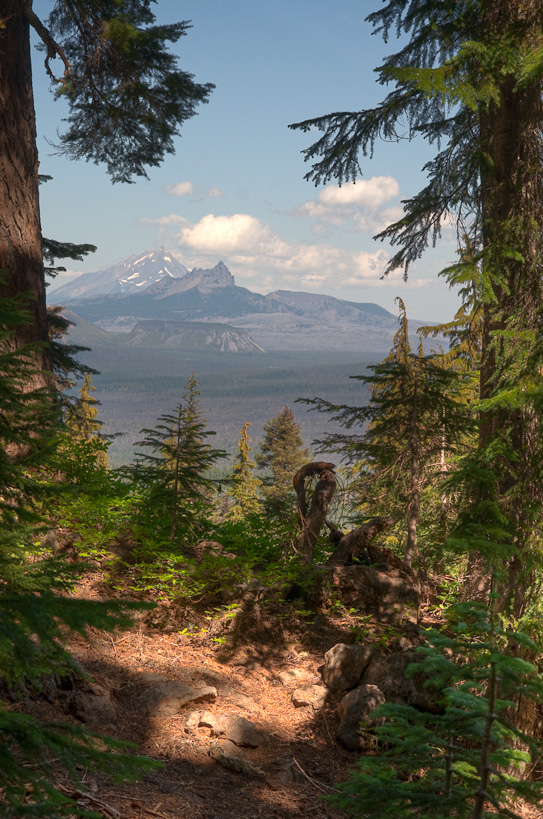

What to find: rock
left=136, top=681, right=217, bottom=718
left=140, top=671, right=168, bottom=684
left=184, top=710, right=203, bottom=732
left=291, top=685, right=327, bottom=710
left=71, top=683, right=117, bottom=727
left=208, top=740, right=265, bottom=778
left=272, top=759, right=308, bottom=786
left=332, top=566, right=419, bottom=625
left=276, top=668, right=314, bottom=688
left=322, top=643, right=373, bottom=691
left=220, top=687, right=262, bottom=716
left=362, top=649, right=436, bottom=710
left=188, top=711, right=262, bottom=747
left=336, top=684, right=386, bottom=750
left=40, top=529, right=59, bottom=553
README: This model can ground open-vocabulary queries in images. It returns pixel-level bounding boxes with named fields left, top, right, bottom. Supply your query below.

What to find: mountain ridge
left=52, top=249, right=427, bottom=353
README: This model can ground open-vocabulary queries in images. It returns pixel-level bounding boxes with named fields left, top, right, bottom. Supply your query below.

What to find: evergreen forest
left=4, top=1, right=543, bottom=818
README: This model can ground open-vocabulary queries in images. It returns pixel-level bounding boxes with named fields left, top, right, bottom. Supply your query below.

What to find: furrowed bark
left=0, top=3, right=51, bottom=386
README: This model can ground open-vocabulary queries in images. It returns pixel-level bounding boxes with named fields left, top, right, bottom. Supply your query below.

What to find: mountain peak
left=51, top=249, right=189, bottom=301
left=149, top=260, right=236, bottom=298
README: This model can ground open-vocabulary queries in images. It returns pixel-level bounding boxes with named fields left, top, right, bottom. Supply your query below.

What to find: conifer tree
left=133, top=374, right=226, bottom=539
left=328, top=597, right=543, bottom=819
left=66, top=373, right=101, bottom=440
left=256, top=406, right=310, bottom=517
left=290, top=0, right=543, bottom=605
left=300, top=300, right=472, bottom=568
left=228, top=422, right=263, bottom=521
left=0, top=293, right=153, bottom=816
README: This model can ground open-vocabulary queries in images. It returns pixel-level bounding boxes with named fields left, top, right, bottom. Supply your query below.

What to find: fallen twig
left=292, top=756, right=338, bottom=794
left=57, top=784, right=121, bottom=817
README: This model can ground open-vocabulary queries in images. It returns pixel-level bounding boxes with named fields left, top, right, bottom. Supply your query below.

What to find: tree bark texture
left=405, top=365, right=419, bottom=569
left=0, top=3, right=50, bottom=383
left=477, top=0, right=543, bottom=610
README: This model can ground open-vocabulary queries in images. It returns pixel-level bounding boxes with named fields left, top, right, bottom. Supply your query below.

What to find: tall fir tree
left=0, top=290, right=154, bottom=817
left=133, top=374, right=225, bottom=540
left=289, top=0, right=543, bottom=610
left=227, top=422, right=263, bottom=521
left=256, top=406, right=310, bottom=517
left=300, top=300, right=472, bottom=568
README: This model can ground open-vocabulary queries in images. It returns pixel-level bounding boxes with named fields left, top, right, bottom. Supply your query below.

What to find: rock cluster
left=319, top=632, right=433, bottom=750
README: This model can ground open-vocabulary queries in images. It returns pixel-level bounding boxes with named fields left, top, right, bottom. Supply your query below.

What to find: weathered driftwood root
left=326, top=517, right=393, bottom=567
left=293, top=461, right=336, bottom=521
left=293, top=462, right=336, bottom=565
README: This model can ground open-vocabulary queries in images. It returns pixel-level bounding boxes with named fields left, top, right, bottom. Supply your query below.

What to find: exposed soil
left=12, top=563, right=543, bottom=819
left=18, top=567, right=385, bottom=819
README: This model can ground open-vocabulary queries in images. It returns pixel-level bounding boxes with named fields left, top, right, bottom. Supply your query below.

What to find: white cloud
left=163, top=181, right=224, bottom=199
left=294, top=176, right=402, bottom=234
left=139, top=214, right=189, bottom=226
left=177, top=213, right=270, bottom=253
left=319, top=177, right=399, bottom=208
left=164, top=181, right=195, bottom=197
left=164, top=212, right=405, bottom=292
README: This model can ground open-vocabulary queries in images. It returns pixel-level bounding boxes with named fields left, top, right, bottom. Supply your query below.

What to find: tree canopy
left=0, top=1, right=213, bottom=382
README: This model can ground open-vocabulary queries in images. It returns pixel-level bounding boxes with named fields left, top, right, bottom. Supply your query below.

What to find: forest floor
left=22, top=564, right=384, bottom=819
left=17, top=563, right=543, bottom=819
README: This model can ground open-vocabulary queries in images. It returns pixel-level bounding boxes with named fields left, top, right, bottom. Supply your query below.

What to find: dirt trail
left=24, top=569, right=366, bottom=819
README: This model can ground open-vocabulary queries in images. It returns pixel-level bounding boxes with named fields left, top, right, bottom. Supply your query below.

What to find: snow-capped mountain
left=51, top=249, right=189, bottom=300
left=52, top=249, right=431, bottom=353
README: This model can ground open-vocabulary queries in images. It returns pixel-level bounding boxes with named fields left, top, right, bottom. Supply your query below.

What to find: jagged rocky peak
left=149, top=260, right=236, bottom=297
left=183, top=261, right=235, bottom=290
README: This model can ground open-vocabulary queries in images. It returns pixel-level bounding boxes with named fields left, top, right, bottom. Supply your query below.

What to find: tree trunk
left=405, top=364, right=419, bottom=569
left=475, top=0, right=543, bottom=592
left=0, top=3, right=51, bottom=385
left=474, top=0, right=543, bottom=744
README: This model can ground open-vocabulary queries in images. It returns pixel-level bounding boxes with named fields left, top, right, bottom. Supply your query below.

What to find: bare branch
left=22, top=0, right=71, bottom=80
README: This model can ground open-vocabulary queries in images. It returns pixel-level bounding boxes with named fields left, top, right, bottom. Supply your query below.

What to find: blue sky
left=34, top=1, right=461, bottom=322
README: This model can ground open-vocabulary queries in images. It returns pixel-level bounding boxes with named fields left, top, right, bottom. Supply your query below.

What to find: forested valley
left=4, top=1, right=543, bottom=819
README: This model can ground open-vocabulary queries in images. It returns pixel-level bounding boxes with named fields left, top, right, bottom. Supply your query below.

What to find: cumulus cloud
left=139, top=214, right=189, bottom=226
left=163, top=181, right=224, bottom=199
left=159, top=212, right=407, bottom=293
left=164, top=181, right=195, bottom=197
left=294, top=176, right=402, bottom=234
left=178, top=214, right=271, bottom=253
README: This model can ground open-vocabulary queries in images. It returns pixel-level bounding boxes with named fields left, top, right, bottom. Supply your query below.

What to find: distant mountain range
left=51, top=249, right=428, bottom=353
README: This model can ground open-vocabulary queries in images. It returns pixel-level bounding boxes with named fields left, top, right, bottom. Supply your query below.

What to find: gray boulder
left=322, top=643, right=373, bottom=691
left=70, top=682, right=117, bottom=727
left=276, top=668, right=314, bottom=688
left=332, top=566, right=419, bottom=625
left=186, top=710, right=262, bottom=747
left=363, top=649, right=436, bottom=710
left=336, top=684, right=386, bottom=750
left=291, top=685, right=327, bottom=710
